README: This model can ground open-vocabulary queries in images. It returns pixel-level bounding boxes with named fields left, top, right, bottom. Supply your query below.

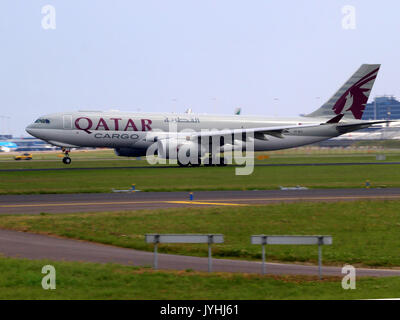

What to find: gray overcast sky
left=1, top=0, right=400, bottom=136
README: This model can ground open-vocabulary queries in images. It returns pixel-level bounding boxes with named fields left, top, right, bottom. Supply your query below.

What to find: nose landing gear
left=62, top=148, right=72, bottom=165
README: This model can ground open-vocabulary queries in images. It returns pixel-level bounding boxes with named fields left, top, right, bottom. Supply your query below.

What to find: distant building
left=363, top=96, right=400, bottom=120
left=0, top=137, right=58, bottom=152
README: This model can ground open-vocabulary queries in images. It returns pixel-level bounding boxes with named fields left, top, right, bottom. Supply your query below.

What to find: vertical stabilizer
left=306, top=64, right=380, bottom=119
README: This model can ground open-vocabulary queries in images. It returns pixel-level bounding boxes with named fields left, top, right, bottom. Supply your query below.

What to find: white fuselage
left=26, top=111, right=346, bottom=155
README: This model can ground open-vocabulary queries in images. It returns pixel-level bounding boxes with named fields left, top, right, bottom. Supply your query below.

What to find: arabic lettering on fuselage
left=163, top=117, right=200, bottom=123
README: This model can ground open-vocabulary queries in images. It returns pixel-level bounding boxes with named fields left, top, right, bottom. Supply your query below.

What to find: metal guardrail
left=251, top=235, right=332, bottom=279
left=145, top=234, right=224, bottom=272
left=145, top=234, right=332, bottom=278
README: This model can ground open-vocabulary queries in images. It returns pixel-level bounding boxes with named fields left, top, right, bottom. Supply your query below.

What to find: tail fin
left=306, top=64, right=380, bottom=120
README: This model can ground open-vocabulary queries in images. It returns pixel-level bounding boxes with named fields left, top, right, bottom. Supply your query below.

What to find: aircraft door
left=63, top=115, right=72, bottom=129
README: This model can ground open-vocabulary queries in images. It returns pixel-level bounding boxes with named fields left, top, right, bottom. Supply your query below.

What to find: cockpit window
left=34, top=119, right=50, bottom=124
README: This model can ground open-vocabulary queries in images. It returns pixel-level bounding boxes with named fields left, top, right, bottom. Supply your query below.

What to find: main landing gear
left=177, top=157, right=201, bottom=167
left=177, top=156, right=227, bottom=167
left=62, top=148, right=72, bottom=165
left=204, top=156, right=227, bottom=167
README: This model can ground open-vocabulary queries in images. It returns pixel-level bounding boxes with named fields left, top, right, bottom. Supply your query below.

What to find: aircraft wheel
left=190, top=157, right=201, bottom=167
left=63, top=157, right=72, bottom=165
left=217, top=157, right=227, bottom=166
left=177, top=159, right=189, bottom=167
left=204, top=157, right=215, bottom=167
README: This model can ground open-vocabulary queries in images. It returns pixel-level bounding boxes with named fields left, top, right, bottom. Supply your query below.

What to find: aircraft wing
left=336, top=120, right=391, bottom=133
left=176, top=124, right=320, bottom=140
left=173, top=120, right=391, bottom=140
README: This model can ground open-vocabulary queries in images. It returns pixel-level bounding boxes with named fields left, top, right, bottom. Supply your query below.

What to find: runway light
left=132, top=184, right=136, bottom=192
left=189, top=192, right=193, bottom=201
left=365, top=180, right=371, bottom=189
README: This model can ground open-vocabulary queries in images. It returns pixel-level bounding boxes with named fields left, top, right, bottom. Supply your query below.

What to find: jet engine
left=114, top=147, right=147, bottom=157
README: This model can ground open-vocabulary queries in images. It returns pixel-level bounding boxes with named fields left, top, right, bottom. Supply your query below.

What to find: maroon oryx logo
left=332, top=67, right=379, bottom=119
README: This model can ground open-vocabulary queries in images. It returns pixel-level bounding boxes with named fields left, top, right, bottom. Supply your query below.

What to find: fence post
left=262, top=235, right=267, bottom=275
left=318, top=236, right=323, bottom=280
left=154, top=234, right=159, bottom=270
left=208, top=235, right=213, bottom=273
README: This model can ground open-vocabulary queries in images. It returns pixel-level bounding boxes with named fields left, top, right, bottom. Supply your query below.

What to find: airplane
left=234, top=107, right=241, bottom=115
left=26, top=64, right=388, bottom=166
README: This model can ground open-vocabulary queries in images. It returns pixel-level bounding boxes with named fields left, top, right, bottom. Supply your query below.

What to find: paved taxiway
left=1, top=228, right=399, bottom=277
left=1, top=188, right=400, bottom=215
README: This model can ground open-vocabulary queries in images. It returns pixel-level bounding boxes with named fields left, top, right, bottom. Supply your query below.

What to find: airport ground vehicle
left=14, top=153, right=33, bottom=160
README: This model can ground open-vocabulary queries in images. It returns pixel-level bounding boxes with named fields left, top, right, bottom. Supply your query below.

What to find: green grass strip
left=0, top=257, right=399, bottom=299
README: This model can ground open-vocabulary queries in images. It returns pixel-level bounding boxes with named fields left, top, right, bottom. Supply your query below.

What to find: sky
left=1, top=0, right=400, bottom=136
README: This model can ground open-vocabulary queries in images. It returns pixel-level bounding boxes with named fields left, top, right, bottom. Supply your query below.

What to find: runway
left=2, top=188, right=400, bottom=214
left=0, top=228, right=399, bottom=277
left=1, top=161, right=400, bottom=172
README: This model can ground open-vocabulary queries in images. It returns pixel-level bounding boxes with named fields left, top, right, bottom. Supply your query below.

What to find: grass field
left=0, top=147, right=398, bottom=169
left=1, top=148, right=400, bottom=194
left=2, top=149, right=400, bottom=300
left=1, top=257, right=400, bottom=299
left=1, top=161, right=400, bottom=194
left=0, top=163, right=399, bottom=194
left=1, top=201, right=400, bottom=267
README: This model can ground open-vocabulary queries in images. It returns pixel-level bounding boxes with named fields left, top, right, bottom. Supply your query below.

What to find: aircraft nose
left=25, top=124, right=34, bottom=136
